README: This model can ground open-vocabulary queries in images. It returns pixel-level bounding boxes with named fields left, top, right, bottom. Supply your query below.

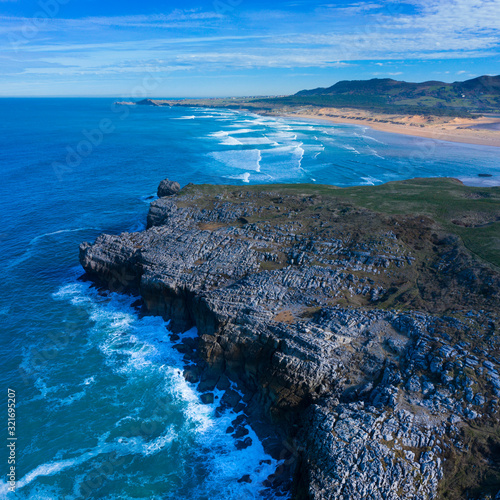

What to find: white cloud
left=372, top=71, right=404, bottom=76
left=0, top=0, right=498, bottom=80
left=315, top=3, right=384, bottom=16
left=0, top=9, right=224, bottom=35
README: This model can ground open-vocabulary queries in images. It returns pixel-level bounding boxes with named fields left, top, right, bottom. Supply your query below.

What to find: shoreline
left=269, top=112, right=500, bottom=148
left=119, top=99, right=500, bottom=148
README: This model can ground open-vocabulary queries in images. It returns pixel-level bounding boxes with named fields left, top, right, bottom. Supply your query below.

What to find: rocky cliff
left=80, top=179, right=500, bottom=499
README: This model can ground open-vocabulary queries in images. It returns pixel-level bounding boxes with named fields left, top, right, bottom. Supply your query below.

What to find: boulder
left=157, top=179, right=180, bottom=198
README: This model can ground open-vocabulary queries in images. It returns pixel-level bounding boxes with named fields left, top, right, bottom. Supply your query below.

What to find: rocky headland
left=80, top=178, right=500, bottom=499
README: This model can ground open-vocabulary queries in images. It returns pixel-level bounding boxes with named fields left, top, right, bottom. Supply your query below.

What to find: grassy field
left=252, top=95, right=476, bottom=117
left=439, top=421, right=500, bottom=499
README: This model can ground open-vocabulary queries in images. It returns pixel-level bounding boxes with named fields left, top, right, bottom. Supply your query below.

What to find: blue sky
left=0, top=0, right=499, bottom=96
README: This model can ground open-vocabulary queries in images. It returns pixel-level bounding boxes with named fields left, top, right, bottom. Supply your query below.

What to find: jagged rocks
left=299, top=402, right=443, bottom=499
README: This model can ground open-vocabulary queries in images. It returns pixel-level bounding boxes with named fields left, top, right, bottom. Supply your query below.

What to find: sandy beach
left=272, top=108, right=500, bottom=148
left=122, top=98, right=500, bottom=148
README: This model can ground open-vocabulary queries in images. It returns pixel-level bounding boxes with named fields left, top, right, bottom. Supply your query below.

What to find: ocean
left=1, top=98, right=499, bottom=499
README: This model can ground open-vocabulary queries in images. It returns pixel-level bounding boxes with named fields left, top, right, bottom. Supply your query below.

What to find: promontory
left=80, top=178, right=500, bottom=499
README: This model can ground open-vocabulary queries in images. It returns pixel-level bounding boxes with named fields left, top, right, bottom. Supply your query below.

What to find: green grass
left=439, top=422, right=500, bottom=499
left=251, top=96, right=475, bottom=117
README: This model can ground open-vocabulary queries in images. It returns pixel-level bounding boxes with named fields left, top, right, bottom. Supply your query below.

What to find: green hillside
left=254, top=75, right=500, bottom=116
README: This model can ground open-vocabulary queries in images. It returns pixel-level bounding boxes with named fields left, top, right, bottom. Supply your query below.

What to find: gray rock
left=200, top=393, right=214, bottom=404
left=157, top=178, right=181, bottom=197
left=473, top=393, right=486, bottom=406
left=79, top=185, right=500, bottom=500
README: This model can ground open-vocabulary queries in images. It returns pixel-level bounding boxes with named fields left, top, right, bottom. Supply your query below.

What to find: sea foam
left=208, top=150, right=262, bottom=172
left=23, top=281, right=283, bottom=499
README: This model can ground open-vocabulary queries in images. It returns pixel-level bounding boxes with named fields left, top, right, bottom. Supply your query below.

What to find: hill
left=256, top=75, right=500, bottom=116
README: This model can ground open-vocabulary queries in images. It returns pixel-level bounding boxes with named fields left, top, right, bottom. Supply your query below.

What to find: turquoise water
left=0, top=98, right=499, bottom=499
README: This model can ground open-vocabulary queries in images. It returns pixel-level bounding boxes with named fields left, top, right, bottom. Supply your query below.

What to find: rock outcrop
left=136, top=98, right=163, bottom=106
left=157, top=178, right=181, bottom=198
left=80, top=180, right=500, bottom=500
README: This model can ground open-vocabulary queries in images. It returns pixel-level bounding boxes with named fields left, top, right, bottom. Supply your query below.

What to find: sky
left=0, top=0, right=499, bottom=97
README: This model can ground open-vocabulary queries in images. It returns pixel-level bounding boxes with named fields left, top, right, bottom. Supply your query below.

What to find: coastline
left=270, top=112, right=500, bottom=148
left=120, top=99, right=500, bottom=148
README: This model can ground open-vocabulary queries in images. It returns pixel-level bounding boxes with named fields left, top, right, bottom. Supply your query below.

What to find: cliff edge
left=80, top=178, right=500, bottom=499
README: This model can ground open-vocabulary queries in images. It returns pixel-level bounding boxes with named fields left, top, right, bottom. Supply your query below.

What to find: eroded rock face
left=299, top=402, right=443, bottom=499
left=80, top=182, right=500, bottom=500
left=157, top=179, right=181, bottom=198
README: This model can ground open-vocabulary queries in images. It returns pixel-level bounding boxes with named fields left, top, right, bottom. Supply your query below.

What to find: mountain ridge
left=295, top=75, right=500, bottom=97
left=256, top=75, right=500, bottom=116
